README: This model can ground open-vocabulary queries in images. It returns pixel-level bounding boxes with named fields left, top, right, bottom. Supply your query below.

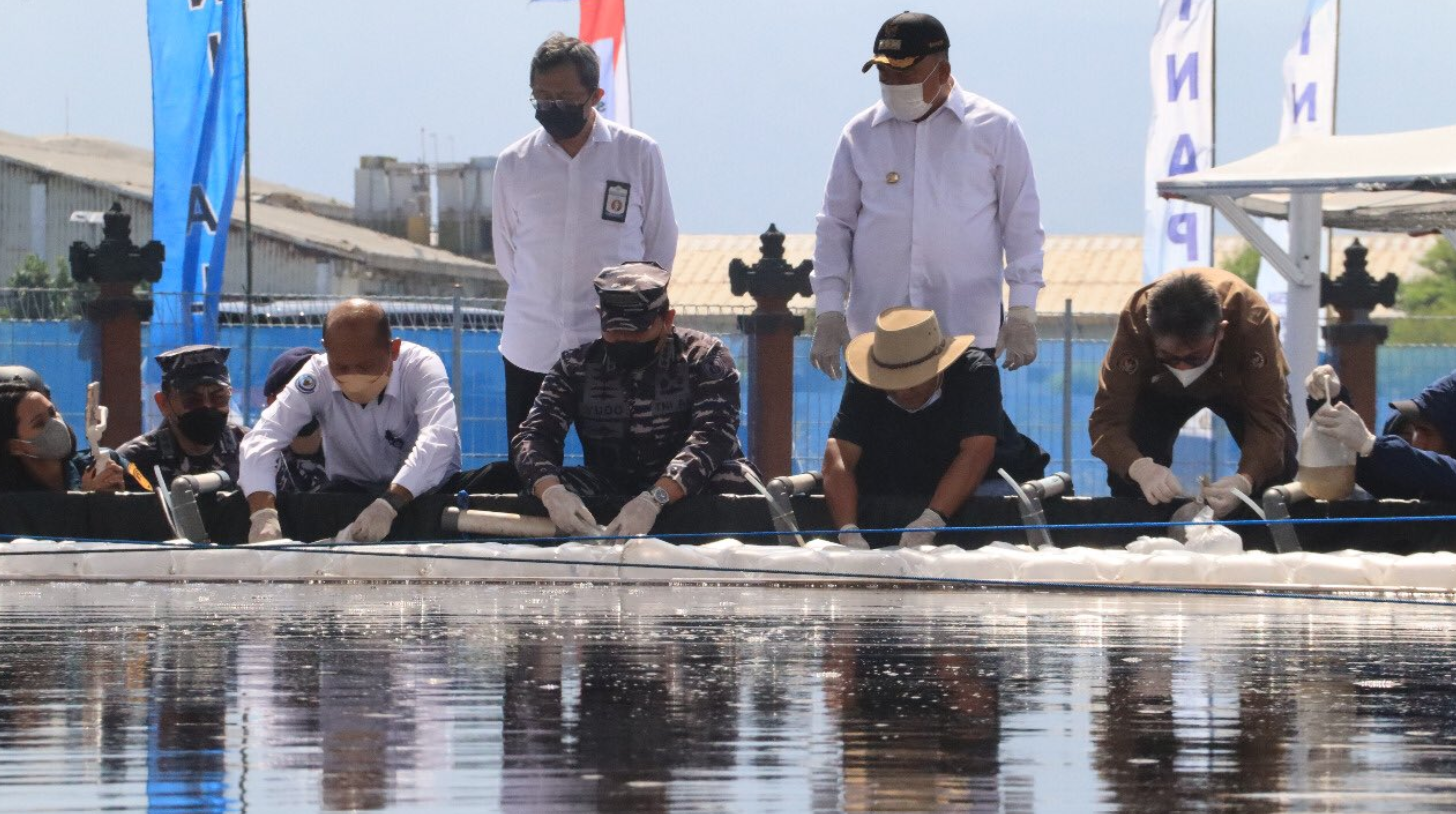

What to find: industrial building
left=0, top=130, right=503, bottom=298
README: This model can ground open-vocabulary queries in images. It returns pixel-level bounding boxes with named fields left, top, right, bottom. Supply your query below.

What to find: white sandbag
left=1126, top=536, right=1185, bottom=554
left=1120, top=550, right=1214, bottom=584
left=1379, top=551, right=1456, bottom=590
left=621, top=537, right=720, bottom=580
left=1281, top=552, right=1372, bottom=588
left=1017, top=547, right=1115, bottom=583
left=930, top=547, right=1020, bottom=581
left=1204, top=550, right=1290, bottom=586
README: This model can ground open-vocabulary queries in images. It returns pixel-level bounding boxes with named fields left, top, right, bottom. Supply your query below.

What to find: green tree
left=1389, top=240, right=1456, bottom=344
left=6, top=254, right=78, bottom=319
left=1219, top=243, right=1261, bottom=287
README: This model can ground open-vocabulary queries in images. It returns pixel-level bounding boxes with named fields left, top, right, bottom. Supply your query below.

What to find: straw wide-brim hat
left=845, top=307, right=974, bottom=391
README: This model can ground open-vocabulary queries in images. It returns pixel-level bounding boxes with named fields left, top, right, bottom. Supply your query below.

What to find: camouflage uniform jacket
left=514, top=327, right=753, bottom=496
left=118, top=422, right=248, bottom=489
left=276, top=448, right=329, bottom=494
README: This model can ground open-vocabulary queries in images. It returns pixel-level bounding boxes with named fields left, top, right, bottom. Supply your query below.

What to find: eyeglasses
left=172, top=386, right=232, bottom=412
left=528, top=96, right=592, bottom=112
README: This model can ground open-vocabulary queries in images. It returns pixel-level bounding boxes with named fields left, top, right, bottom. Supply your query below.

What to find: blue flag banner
left=148, top=0, right=246, bottom=348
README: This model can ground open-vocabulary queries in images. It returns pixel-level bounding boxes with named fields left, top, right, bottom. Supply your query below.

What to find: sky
left=3, top=0, right=1456, bottom=237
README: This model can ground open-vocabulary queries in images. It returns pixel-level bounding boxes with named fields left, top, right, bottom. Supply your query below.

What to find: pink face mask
left=336, top=371, right=389, bottom=405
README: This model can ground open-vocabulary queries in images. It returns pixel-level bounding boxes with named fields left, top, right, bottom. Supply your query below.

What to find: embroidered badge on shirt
left=602, top=180, right=631, bottom=223
left=296, top=373, right=317, bottom=394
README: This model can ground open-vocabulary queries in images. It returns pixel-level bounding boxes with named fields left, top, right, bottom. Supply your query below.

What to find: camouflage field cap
left=595, top=262, right=670, bottom=332
left=157, top=345, right=231, bottom=391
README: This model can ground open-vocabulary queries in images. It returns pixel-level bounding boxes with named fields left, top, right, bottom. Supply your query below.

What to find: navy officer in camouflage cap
left=514, top=262, right=763, bottom=539
left=118, top=344, right=245, bottom=488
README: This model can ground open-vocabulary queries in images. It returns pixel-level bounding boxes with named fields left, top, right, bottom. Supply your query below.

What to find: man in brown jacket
left=1089, top=268, right=1297, bottom=517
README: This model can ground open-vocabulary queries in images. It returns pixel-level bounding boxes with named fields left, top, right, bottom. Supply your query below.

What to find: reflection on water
left=1, top=583, right=1455, bottom=813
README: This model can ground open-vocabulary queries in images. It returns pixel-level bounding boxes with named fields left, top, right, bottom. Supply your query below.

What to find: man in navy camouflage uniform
left=513, top=262, right=762, bottom=539
left=119, top=345, right=247, bottom=489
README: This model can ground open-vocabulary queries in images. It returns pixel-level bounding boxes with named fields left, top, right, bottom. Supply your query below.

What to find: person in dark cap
left=0, top=365, right=49, bottom=398
left=1307, top=365, right=1456, bottom=499
left=514, top=262, right=762, bottom=540
left=811, top=11, right=1045, bottom=383
left=263, top=347, right=328, bottom=494
left=117, top=344, right=246, bottom=488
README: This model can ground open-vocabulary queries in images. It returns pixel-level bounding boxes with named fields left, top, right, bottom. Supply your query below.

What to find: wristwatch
left=648, top=485, right=672, bottom=506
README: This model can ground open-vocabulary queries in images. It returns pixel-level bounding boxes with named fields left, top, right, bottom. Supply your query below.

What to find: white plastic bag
left=1296, top=379, right=1356, bottom=501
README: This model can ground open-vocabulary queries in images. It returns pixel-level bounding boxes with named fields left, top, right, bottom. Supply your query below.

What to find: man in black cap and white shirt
left=494, top=32, right=678, bottom=451
left=810, top=11, right=1045, bottom=379
left=514, top=263, right=761, bottom=540
left=118, top=344, right=246, bottom=488
left=823, top=307, right=1047, bottom=548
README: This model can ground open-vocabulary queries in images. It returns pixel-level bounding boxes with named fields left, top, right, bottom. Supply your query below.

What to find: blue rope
left=7, top=538, right=1452, bottom=609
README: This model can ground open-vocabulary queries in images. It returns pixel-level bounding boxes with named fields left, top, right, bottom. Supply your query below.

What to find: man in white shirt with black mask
left=240, top=298, right=461, bottom=543
left=493, top=32, right=678, bottom=452
left=810, top=11, right=1045, bottom=379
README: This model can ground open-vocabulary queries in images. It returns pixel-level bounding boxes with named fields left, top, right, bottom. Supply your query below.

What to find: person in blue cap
left=1307, top=364, right=1456, bottom=499
left=262, top=347, right=328, bottom=494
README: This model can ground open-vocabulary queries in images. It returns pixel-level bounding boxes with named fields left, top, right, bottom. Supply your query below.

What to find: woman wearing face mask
left=0, top=382, right=126, bottom=492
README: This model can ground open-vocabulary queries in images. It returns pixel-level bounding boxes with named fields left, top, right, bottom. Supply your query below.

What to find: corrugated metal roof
left=673, top=232, right=1442, bottom=314
left=0, top=130, right=496, bottom=280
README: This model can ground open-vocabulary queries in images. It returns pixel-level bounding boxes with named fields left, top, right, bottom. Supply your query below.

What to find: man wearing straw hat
left=822, top=307, right=1047, bottom=549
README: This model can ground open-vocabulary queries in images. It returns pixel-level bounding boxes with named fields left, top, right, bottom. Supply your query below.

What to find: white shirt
left=493, top=115, right=678, bottom=373
left=812, top=83, right=1045, bottom=348
left=239, top=341, right=461, bottom=498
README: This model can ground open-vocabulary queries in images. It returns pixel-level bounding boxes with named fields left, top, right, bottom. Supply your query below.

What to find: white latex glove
left=898, top=508, right=945, bottom=548
left=810, top=311, right=850, bottom=380
left=1314, top=402, right=1376, bottom=456
left=604, top=492, right=661, bottom=539
left=248, top=507, right=282, bottom=543
left=1304, top=364, right=1341, bottom=401
left=994, top=306, right=1038, bottom=370
left=541, top=484, right=600, bottom=537
left=1127, top=457, right=1185, bottom=505
left=341, top=497, right=397, bottom=543
left=1201, top=473, right=1252, bottom=519
left=838, top=524, right=870, bottom=550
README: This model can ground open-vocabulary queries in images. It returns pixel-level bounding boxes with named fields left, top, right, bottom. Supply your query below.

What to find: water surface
left=2, top=582, right=1454, bottom=812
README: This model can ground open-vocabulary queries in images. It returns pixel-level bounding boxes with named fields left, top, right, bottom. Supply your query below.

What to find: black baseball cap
left=156, top=344, right=231, bottom=392
left=595, top=262, right=670, bottom=332
left=0, top=365, right=48, bottom=397
left=264, top=347, right=320, bottom=399
left=1390, top=369, right=1456, bottom=442
left=862, top=11, right=951, bottom=73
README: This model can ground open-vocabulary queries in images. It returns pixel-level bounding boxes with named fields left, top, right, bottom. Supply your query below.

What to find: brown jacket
left=1088, top=267, right=1295, bottom=489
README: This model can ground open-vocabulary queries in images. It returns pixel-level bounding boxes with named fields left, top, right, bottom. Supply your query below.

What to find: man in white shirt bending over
left=810, top=11, right=1046, bottom=379
left=493, top=32, right=678, bottom=450
left=241, top=299, right=462, bottom=543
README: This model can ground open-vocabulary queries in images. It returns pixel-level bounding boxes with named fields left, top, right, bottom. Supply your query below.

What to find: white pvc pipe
left=444, top=508, right=557, bottom=539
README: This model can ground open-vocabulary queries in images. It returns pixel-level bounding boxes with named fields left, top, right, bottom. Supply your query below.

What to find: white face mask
left=879, top=60, right=943, bottom=122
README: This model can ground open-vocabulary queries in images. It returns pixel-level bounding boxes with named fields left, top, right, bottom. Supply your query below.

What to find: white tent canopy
left=1157, top=124, right=1456, bottom=429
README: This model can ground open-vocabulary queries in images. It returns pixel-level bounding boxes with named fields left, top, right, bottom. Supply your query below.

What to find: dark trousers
left=503, top=356, right=548, bottom=452
left=1106, top=388, right=1298, bottom=498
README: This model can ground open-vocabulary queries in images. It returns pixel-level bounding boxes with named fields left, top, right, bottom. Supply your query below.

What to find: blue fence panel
left=4, top=304, right=1455, bottom=498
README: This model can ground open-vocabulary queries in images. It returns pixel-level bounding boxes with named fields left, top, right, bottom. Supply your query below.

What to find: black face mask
left=535, top=103, right=590, bottom=141
left=605, top=339, right=660, bottom=370
left=176, top=408, right=229, bottom=447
